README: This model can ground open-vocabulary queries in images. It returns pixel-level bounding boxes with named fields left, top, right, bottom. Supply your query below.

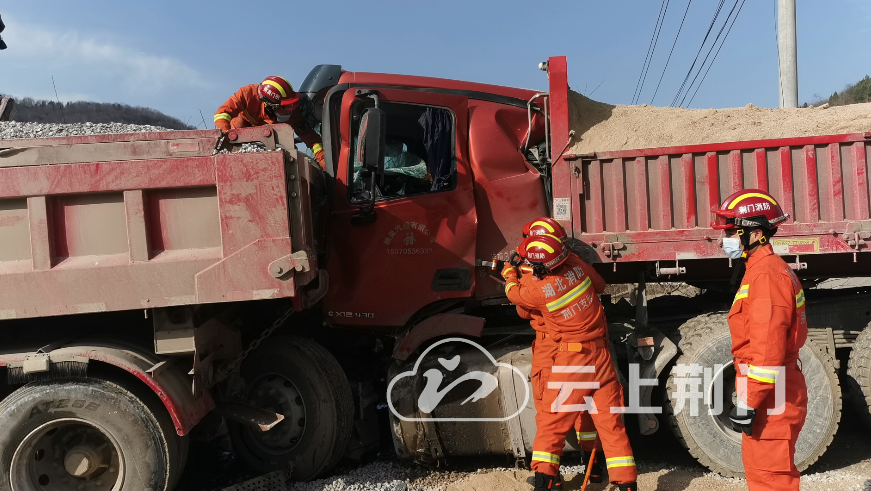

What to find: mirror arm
left=356, top=89, right=380, bottom=109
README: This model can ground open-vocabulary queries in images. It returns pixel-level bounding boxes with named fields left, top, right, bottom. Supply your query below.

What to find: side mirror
left=351, top=106, right=386, bottom=225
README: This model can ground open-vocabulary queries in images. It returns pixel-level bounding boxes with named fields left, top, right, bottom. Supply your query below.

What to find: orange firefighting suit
left=517, top=305, right=603, bottom=455
left=729, top=244, right=808, bottom=491
left=214, top=84, right=325, bottom=168
left=505, top=253, right=636, bottom=484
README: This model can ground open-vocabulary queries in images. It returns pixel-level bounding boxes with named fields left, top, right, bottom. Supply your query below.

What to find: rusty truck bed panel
left=545, top=58, right=871, bottom=269
left=569, top=134, right=871, bottom=264
left=0, top=125, right=313, bottom=320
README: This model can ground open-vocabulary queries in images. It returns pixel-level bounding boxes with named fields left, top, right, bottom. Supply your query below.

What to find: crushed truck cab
left=0, top=56, right=868, bottom=486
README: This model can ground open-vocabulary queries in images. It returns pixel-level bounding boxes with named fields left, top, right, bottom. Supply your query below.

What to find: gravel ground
left=0, top=121, right=173, bottom=140
left=184, top=407, right=871, bottom=491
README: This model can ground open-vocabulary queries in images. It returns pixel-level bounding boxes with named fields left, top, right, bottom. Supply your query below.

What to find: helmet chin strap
left=737, top=228, right=769, bottom=258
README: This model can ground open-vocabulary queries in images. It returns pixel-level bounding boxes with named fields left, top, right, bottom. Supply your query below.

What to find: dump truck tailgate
left=0, top=125, right=317, bottom=319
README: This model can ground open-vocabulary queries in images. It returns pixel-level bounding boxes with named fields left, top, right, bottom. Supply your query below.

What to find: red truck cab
left=307, top=68, right=550, bottom=330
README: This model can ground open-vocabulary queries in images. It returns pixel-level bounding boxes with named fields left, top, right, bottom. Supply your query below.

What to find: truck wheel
left=847, top=322, right=871, bottom=429
left=0, top=378, right=177, bottom=491
left=228, top=336, right=354, bottom=481
left=665, top=313, right=841, bottom=478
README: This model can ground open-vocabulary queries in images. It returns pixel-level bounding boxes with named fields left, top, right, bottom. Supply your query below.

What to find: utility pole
left=777, top=0, right=798, bottom=108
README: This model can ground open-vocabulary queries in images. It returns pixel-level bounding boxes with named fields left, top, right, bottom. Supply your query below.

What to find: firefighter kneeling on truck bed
left=503, top=223, right=637, bottom=491
left=713, top=189, right=808, bottom=491
left=214, top=76, right=325, bottom=169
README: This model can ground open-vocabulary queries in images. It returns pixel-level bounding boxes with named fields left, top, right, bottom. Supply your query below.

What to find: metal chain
left=216, top=306, right=295, bottom=382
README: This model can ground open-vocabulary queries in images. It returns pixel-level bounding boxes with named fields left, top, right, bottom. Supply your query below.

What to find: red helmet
left=258, top=76, right=301, bottom=107
left=711, top=189, right=789, bottom=230
left=519, top=234, right=568, bottom=272
left=522, top=217, right=568, bottom=241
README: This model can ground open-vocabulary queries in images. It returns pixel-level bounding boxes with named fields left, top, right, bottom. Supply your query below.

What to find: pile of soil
left=567, top=92, right=871, bottom=154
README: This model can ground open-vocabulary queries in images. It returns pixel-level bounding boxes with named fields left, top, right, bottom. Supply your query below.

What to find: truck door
left=324, top=88, right=476, bottom=328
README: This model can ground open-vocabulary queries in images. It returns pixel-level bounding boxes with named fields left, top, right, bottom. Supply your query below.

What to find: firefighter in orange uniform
left=503, top=233, right=636, bottom=491
left=712, top=189, right=807, bottom=491
left=516, top=219, right=605, bottom=483
left=214, top=76, right=325, bottom=168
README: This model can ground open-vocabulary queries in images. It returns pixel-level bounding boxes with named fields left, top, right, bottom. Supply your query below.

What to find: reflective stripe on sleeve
left=733, top=284, right=750, bottom=304
left=505, top=282, right=518, bottom=295
left=546, top=277, right=592, bottom=312
left=577, top=431, right=597, bottom=442
left=214, top=113, right=231, bottom=122
left=532, top=451, right=560, bottom=465
left=606, top=456, right=636, bottom=468
left=796, top=289, right=805, bottom=308
left=747, top=365, right=778, bottom=384
left=312, top=143, right=323, bottom=153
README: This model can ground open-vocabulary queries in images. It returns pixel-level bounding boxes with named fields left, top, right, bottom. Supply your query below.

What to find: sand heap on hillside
left=567, top=92, right=871, bottom=155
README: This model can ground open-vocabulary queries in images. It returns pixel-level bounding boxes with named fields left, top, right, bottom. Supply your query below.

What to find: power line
left=677, top=0, right=743, bottom=107
left=650, top=0, right=694, bottom=105
left=632, top=0, right=671, bottom=105
left=670, top=0, right=728, bottom=106
left=51, top=75, right=66, bottom=124
left=687, top=0, right=748, bottom=107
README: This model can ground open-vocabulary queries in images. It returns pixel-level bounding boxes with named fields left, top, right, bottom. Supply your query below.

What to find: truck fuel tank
left=386, top=339, right=579, bottom=462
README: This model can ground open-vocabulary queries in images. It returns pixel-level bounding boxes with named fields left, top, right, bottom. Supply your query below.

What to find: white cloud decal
left=387, top=337, right=530, bottom=422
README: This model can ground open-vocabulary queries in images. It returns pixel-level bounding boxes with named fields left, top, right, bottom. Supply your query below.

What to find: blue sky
left=1, top=0, right=869, bottom=126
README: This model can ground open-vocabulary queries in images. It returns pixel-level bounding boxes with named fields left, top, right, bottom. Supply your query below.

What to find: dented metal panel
left=0, top=125, right=318, bottom=320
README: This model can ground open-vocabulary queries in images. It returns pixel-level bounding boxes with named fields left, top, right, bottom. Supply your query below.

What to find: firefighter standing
left=516, top=219, right=605, bottom=483
left=214, top=76, right=325, bottom=168
left=504, top=233, right=637, bottom=491
left=712, top=189, right=808, bottom=491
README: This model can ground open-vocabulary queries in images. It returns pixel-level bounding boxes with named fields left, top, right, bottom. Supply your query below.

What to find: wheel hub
left=11, top=420, right=122, bottom=491
left=247, top=374, right=307, bottom=451
left=709, top=362, right=741, bottom=443
left=63, top=444, right=104, bottom=478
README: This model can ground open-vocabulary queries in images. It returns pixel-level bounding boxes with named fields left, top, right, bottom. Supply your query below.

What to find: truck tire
left=0, top=378, right=177, bottom=491
left=847, top=321, right=871, bottom=429
left=228, top=335, right=354, bottom=481
left=665, top=313, right=841, bottom=478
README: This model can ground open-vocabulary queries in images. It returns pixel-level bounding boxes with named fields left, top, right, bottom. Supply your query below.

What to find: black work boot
left=585, top=451, right=604, bottom=483
left=617, top=482, right=638, bottom=491
left=532, top=472, right=563, bottom=490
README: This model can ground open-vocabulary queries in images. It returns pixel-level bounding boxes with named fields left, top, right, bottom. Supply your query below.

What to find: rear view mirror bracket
left=351, top=90, right=386, bottom=226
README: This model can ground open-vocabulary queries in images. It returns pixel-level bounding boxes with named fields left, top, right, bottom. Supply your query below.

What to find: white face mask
left=722, top=237, right=743, bottom=259
left=275, top=114, right=290, bottom=122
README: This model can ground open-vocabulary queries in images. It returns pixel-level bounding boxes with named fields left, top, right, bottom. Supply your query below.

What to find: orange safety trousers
left=740, top=365, right=807, bottom=491
left=527, top=318, right=603, bottom=455
left=530, top=336, right=636, bottom=484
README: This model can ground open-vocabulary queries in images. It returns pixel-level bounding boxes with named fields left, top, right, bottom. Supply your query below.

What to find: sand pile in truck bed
left=567, top=92, right=871, bottom=155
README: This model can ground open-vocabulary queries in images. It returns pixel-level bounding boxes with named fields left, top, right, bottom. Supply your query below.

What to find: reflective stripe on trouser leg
left=589, top=380, right=638, bottom=484
left=531, top=404, right=577, bottom=476
left=577, top=431, right=597, bottom=442
left=531, top=451, right=560, bottom=465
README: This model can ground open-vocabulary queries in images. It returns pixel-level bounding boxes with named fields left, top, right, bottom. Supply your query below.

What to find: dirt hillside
left=568, top=92, right=871, bottom=154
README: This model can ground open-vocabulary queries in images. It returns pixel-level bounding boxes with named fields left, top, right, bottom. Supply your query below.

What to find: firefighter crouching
left=713, top=189, right=808, bottom=491
left=214, top=76, right=325, bottom=168
left=503, top=232, right=637, bottom=491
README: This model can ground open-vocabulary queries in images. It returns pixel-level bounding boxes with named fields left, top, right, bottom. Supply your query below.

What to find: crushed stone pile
left=568, top=92, right=871, bottom=154
left=0, top=121, right=173, bottom=140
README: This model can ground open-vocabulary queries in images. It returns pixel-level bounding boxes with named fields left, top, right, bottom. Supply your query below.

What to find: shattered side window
left=349, top=102, right=455, bottom=204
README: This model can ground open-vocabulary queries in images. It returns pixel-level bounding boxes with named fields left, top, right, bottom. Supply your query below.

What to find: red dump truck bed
left=0, top=125, right=318, bottom=320
left=544, top=57, right=871, bottom=280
